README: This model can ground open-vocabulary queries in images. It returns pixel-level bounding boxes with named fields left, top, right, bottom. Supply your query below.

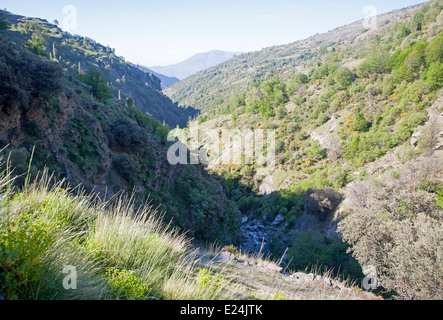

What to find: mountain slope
left=165, top=0, right=443, bottom=299
left=1, top=10, right=198, bottom=128
left=165, top=4, right=424, bottom=112
left=150, top=50, right=243, bottom=80
left=0, top=12, right=240, bottom=244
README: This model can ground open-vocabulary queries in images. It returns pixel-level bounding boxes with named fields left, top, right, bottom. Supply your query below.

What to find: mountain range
left=149, top=50, right=244, bottom=80
left=136, top=65, right=180, bottom=89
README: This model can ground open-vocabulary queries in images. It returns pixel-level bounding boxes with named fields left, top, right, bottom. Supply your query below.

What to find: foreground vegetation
left=0, top=162, right=238, bottom=300
left=1, top=162, right=378, bottom=300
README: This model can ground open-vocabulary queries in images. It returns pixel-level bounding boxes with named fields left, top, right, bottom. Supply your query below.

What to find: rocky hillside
left=166, top=0, right=443, bottom=299
left=0, top=14, right=240, bottom=244
left=165, top=3, right=424, bottom=112
left=0, top=1, right=442, bottom=300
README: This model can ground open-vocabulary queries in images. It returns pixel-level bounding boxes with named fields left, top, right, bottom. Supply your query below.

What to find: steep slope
left=165, top=0, right=443, bottom=299
left=165, top=4, right=424, bottom=113
left=150, top=50, right=244, bottom=80
left=0, top=15, right=240, bottom=244
left=2, top=10, right=198, bottom=128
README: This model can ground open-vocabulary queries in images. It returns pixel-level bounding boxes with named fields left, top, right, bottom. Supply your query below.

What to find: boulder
left=271, top=214, right=285, bottom=226
left=214, top=251, right=236, bottom=262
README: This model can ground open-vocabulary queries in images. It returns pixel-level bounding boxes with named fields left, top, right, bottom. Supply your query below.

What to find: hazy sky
left=2, top=0, right=426, bottom=66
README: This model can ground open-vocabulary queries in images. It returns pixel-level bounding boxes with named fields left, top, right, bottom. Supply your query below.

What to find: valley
left=0, top=0, right=442, bottom=301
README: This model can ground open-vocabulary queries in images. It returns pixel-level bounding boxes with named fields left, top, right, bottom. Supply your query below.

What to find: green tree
left=349, top=112, right=370, bottom=132
left=426, top=33, right=443, bottom=65
left=79, top=69, right=112, bottom=100
left=335, top=67, right=354, bottom=89
left=26, top=33, right=46, bottom=56
left=294, top=73, right=309, bottom=84
left=156, top=121, right=170, bottom=144
left=425, top=62, right=443, bottom=90
left=0, top=13, right=10, bottom=34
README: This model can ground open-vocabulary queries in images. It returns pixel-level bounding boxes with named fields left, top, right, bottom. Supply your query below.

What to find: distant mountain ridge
left=149, top=50, right=244, bottom=80
left=134, top=65, right=180, bottom=89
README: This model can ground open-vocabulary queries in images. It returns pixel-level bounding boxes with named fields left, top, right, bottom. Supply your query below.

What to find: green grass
left=0, top=160, right=235, bottom=300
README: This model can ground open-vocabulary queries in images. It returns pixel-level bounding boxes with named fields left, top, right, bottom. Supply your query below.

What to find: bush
left=287, top=230, right=363, bottom=281
left=112, top=153, right=140, bottom=184
left=349, top=112, right=370, bottom=133
left=338, top=187, right=443, bottom=299
left=0, top=40, right=63, bottom=110
left=108, top=118, right=149, bottom=153
left=79, top=69, right=112, bottom=100
left=334, top=67, right=354, bottom=90
left=303, top=188, right=343, bottom=221
left=425, top=62, right=443, bottom=90
left=271, top=291, right=290, bottom=300
left=0, top=13, right=10, bottom=33
left=196, top=269, right=224, bottom=293
left=105, top=268, right=152, bottom=300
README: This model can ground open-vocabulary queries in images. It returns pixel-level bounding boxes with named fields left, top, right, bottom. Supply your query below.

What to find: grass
left=0, top=154, right=238, bottom=300
left=0, top=153, right=379, bottom=300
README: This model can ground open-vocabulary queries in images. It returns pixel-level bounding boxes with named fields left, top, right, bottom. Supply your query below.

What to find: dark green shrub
left=287, top=230, right=363, bottom=281
left=79, top=69, right=112, bottom=100
left=112, top=153, right=140, bottom=184
left=303, top=188, right=343, bottom=221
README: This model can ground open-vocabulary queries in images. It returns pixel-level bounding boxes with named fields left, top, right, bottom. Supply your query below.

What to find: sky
left=1, top=0, right=427, bottom=66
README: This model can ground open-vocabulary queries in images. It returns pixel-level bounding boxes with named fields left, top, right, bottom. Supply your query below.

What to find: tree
left=294, top=73, right=309, bottom=84
left=79, top=69, right=112, bottom=100
left=426, top=33, right=443, bottom=65
left=349, top=112, right=370, bottom=132
left=156, top=121, right=170, bottom=144
left=308, top=139, right=327, bottom=161
left=335, top=67, right=354, bottom=89
left=0, top=13, right=10, bottom=34
left=338, top=187, right=443, bottom=300
left=26, top=33, right=46, bottom=56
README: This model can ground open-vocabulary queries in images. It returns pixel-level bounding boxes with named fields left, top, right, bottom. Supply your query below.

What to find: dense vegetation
left=168, top=1, right=443, bottom=298
left=1, top=1, right=442, bottom=300
left=0, top=168, right=238, bottom=300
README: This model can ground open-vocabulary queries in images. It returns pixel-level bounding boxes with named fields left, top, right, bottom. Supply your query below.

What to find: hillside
left=165, top=4, right=424, bottom=112
left=137, top=65, right=180, bottom=89
left=0, top=171, right=380, bottom=301
left=150, top=50, right=244, bottom=80
left=1, top=10, right=198, bottom=128
left=0, top=12, right=241, bottom=245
